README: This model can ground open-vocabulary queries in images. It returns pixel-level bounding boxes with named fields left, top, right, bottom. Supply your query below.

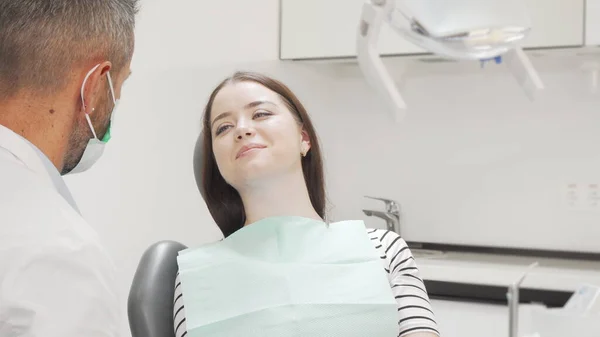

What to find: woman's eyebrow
left=244, top=100, right=276, bottom=109
left=211, top=112, right=231, bottom=129
left=211, top=100, right=277, bottom=128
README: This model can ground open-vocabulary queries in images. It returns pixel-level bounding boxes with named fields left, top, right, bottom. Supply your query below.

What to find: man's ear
left=80, top=61, right=112, bottom=114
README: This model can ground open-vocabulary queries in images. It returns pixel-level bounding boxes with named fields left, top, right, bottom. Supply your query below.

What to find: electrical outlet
left=564, top=183, right=600, bottom=211
left=587, top=183, right=600, bottom=210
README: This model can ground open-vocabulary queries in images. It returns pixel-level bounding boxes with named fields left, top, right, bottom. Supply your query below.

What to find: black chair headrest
left=193, top=133, right=206, bottom=201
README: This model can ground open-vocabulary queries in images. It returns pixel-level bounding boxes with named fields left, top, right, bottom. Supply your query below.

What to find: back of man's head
left=0, top=0, right=139, bottom=100
left=0, top=0, right=139, bottom=174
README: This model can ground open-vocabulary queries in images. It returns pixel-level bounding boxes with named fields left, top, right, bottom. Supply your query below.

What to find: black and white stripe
left=368, top=228, right=439, bottom=336
left=173, top=228, right=439, bottom=337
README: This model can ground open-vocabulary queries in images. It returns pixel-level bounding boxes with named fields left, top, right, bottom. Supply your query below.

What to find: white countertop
left=413, top=249, right=600, bottom=292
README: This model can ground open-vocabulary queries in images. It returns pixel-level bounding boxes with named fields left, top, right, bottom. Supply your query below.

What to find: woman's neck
left=238, top=168, right=322, bottom=226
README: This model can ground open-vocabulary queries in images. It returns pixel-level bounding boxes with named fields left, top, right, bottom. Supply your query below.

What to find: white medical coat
left=0, top=124, right=121, bottom=337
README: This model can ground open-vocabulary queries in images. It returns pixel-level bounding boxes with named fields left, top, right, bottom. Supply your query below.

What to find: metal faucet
left=362, top=196, right=401, bottom=234
left=507, top=262, right=539, bottom=337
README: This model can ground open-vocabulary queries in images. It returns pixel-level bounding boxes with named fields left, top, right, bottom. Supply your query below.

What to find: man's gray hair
left=0, top=0, right=139, bottom=99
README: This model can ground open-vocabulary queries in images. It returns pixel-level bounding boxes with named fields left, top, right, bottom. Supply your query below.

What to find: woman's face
left=209, top=81, right=311, bottom=189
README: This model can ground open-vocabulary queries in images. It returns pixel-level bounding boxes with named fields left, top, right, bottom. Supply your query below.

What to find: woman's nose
left=235, top=125, right=255, bottom=139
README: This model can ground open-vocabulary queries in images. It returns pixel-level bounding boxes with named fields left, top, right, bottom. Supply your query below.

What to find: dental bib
left=177, top=216, right=398, bottom=337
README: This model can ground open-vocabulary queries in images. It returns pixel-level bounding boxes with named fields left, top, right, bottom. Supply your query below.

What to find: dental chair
left=128, top=240, right=187, bottom=337
left=127, top=134, right=206, bottom=337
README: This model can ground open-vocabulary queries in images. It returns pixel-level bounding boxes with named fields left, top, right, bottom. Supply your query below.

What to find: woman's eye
left=215, top=124, right=231, bottom=135
left=254, top=110, right=272, bottom=118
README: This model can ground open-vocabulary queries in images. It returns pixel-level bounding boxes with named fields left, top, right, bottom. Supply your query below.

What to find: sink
left=411, top=249, right=447, bottom=259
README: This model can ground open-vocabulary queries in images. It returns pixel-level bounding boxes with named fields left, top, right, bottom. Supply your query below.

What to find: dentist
left=0, top=1, right=138, bottom=336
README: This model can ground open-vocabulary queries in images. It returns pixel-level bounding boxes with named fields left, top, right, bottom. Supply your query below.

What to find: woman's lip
left=236, top=144, right=266, bottom=159
left=237, top=147, right=261, bottom=158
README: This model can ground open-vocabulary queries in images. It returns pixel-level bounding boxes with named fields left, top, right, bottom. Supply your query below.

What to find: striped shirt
left=173, top=228, right=440, bottom=337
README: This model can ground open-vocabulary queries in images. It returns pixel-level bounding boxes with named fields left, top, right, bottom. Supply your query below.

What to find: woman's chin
left=232, top=161, right=273, bottom=184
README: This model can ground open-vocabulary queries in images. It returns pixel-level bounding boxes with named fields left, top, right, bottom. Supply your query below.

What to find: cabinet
left=279, top=0, right=586, bottom=60
left=586, top=0, right=600, bottom=46
left=432, top=299, right=545, bottom=337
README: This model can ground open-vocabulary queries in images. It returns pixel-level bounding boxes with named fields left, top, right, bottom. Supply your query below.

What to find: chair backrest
left=128, top=240, right=188, bottom=337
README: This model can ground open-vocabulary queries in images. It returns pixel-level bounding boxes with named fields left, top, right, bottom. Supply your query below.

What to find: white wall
left=130, top=0, right=280, bottom=71
left=61, top=1, right=600, bottom=336
left=316, top=55, right=600, bottom=254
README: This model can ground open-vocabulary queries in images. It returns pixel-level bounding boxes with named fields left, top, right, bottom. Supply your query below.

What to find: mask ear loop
left=81, top=64, right=101, bottom=140
left=104, top=70, right=117, bottom=143
left=106, top=71, right=117, bottom=104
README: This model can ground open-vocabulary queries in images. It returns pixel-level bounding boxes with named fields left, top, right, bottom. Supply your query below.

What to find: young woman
left=173, top=71, right=440, bottom=337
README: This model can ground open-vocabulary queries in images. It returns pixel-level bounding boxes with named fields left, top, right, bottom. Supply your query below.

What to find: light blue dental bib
left=177, top=216, right=398, bottom=337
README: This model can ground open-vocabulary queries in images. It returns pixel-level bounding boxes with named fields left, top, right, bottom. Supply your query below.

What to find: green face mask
left=177, top=216, right=399, bottom=337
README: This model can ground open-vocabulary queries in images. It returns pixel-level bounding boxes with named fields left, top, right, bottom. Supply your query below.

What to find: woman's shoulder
left=365, top=227, right=405, bottom=246
left=365, top=227, right=411, bottom=258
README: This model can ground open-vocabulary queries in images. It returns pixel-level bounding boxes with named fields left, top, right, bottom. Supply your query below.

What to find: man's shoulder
left=0, top=178, right=119, bottom=323
left=0, top=160, right=60, bottom=208
left=0, top=185, right=82, bottom=239
left=0, top=164, right=110, bottom=268
left=0, top=163, right=82, bottom=225
left=0, top=186, right=113, bottom=271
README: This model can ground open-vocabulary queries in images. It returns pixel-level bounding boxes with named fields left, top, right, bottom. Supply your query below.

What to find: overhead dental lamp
left=357, top=0, right=545, bottom=122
